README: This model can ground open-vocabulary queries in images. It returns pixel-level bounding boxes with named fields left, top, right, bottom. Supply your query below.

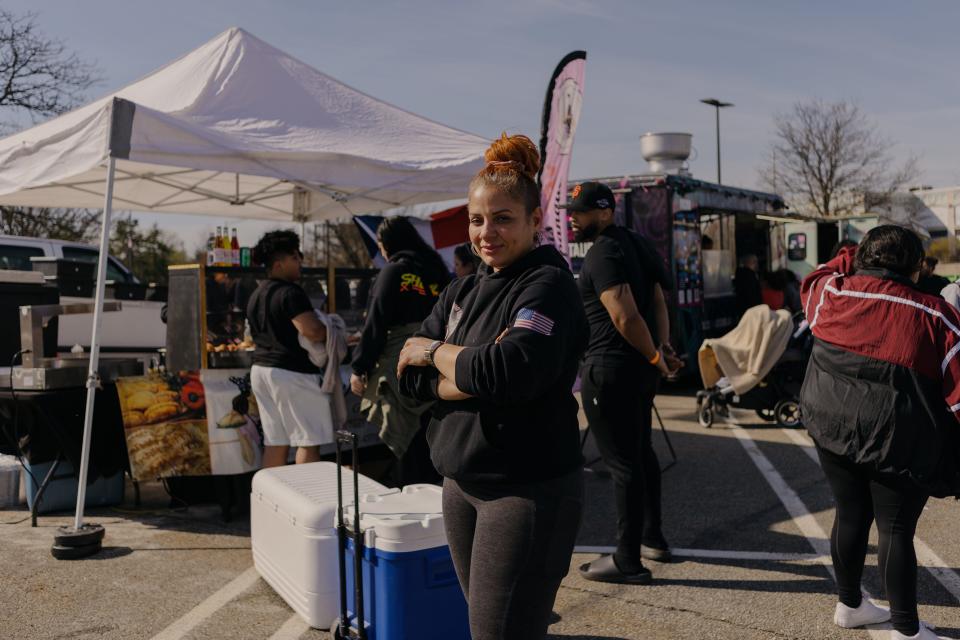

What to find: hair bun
left=484, top=132, right=540, bottom=181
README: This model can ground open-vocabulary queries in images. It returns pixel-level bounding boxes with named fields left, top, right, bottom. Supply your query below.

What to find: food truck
left=570, top=167, right=786, bottom=372
left=566, top=133, right=788, bottom=371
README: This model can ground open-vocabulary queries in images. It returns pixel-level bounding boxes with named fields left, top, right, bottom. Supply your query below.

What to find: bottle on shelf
left=240, top=246, right=251, bottom=267
left=221, top=224, right=232, bottom=266
left=231, top=228, right=240, bottom=266
left=206, top=233, right=215, bottom=266
left=214, top=227, right=223, bottom=266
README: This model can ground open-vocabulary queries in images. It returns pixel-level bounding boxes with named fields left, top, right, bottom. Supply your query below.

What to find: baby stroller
left=695, top=305, right=811, bottom=429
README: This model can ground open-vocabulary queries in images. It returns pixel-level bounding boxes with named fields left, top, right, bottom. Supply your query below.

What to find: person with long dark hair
left=247, top=230, right=330, bottom=468
left=398, top=133, right=588, bottom=639
left=453, top=242, right=480, bottom=278
left=350, top=216, right=450, bottom=486
left=801, top=225, right=960, bottom=640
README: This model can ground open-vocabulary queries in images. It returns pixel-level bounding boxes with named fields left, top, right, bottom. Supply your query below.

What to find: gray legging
left=442, top=470, right=583, bottom=640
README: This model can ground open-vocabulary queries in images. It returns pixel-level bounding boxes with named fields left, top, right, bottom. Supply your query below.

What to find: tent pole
left=74, top=156, right=116, bottom=530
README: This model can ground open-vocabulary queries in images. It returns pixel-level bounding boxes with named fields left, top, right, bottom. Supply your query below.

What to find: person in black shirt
left=916, top=256, right=950, bottom=298
left=734, top=253, right=763, bottom=315
left=398, top=133, right=588, bottom=639
left=350, top=216, right=450, bottom=486
left=246, top=231, right=329, bottom=468
left=569, top=181, right=681, bottom=585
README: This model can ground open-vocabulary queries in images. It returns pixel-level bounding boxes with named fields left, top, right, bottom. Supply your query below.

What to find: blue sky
left=6, top=0, right=960, bottom=252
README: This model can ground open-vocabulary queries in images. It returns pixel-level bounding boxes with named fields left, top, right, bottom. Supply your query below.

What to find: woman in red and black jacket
left=800, top=225, right=960, bottom=640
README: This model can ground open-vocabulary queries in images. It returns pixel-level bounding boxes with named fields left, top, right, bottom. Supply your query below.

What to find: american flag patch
left=514, top=308, right=555, bottom=336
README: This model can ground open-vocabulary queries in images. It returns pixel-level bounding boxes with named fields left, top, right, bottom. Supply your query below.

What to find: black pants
left=442, top=470, right=583, bottom=640
left=580, top=363, right=664, bottom=572
left=817, top=446, right=929, bottom=636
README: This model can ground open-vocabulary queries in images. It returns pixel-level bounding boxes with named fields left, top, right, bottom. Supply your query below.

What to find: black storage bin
left=107, top=281, right=148, bottom=300
left=29, top=257, right=96, bottom=280
left=52, top=277, right=95, bottom=298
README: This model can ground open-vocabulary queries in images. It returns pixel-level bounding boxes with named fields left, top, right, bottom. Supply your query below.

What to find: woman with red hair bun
left=399, top=133, right=588, bottom=639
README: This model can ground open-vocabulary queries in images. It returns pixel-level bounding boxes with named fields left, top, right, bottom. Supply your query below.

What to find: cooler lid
left=344, top=484, right=446, bottom=549
left=252, top=461, right=389, bottom=531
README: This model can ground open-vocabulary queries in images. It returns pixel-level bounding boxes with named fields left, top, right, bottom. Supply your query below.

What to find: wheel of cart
left=755, top=407, right=776, bottom=422
left=774, top=399, right=802, bottom=428
left=696, top=392, right=714, bottom=428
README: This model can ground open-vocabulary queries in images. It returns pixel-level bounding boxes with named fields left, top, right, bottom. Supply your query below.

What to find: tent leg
left=53, top=157, right=115, bottom=559
left=74, top=156, right=115, bottom=528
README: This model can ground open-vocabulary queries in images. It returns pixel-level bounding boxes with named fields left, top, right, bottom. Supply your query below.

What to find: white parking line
left=267, top=613, right=311, bottom=639
left=781, top=426, right=960, bottom=605
left=573, top=545, right=824, bottom=562
left=730, top=424, right=889, bottom=639
left=149, top=567, right=261, bottom=640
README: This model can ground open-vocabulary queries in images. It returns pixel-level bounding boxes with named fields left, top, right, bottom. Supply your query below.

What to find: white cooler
left=250, top=462, right=389, bottom=628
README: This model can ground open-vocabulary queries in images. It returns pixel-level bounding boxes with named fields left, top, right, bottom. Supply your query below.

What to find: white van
left=0, top=235, right=166, bottom=351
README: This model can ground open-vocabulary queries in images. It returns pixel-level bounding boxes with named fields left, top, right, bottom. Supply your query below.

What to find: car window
left=0, top=244, right=45, bottom=271
left=61, top=247, right=131, bottom=282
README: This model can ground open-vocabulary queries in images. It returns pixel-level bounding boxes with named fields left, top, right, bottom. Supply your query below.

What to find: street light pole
left=700, top=98, right=733, bottom=185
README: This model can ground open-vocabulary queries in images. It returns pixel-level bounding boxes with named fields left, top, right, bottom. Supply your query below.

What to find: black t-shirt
left=734, top=267, right=763, bottom=314
left=578, top=226, right=669, bottom=367
left=917, top=274, right=950, bottom=298
left=246, top=279, right=320, bottom=374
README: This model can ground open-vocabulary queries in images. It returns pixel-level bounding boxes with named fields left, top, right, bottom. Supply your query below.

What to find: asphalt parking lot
left=2, top=392, right=959, bottom=639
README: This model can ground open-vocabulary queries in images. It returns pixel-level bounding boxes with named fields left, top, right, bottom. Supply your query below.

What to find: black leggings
left=580, top=364, right=664, bottom=572
left=442, top=471, right=583, bottom=640
left=817, top=447, right=929, bottom=636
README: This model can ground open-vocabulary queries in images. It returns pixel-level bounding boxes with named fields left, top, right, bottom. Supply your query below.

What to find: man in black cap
left=570, top=181, right=681, bottom=585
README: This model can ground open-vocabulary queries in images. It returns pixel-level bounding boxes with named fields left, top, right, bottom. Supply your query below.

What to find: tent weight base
left=54, top=523, right=105, bottom=548
left=51, top=540, right=102, bottom=560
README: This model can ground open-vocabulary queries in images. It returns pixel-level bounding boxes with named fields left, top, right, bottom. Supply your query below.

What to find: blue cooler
left=24, top=459, right=125, bottom=514
left=342, top=484, right=469, bottom=640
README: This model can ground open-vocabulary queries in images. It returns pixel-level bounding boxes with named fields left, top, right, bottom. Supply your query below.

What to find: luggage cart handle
left=333, top=429, right=366, bottom=640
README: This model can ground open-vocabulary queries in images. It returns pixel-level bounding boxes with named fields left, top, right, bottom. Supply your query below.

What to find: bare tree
left=306, top=222, right=372, bottom=268
left=760, top=99, right=918, bottom=217
left=0, top=10, right=103, bottom=242
left=0, top=206, right=100, bottom=242
left=0, top=10, right=100, bottom=123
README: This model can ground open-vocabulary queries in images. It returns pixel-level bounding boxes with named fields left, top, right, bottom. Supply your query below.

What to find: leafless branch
left=0, top=10, right=102, bottom=123
left=758, top=99, right=918, bottom=218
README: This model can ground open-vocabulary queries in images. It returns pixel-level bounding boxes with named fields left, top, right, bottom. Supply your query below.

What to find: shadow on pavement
left=578, top=405, right=960, bottom=609
left=547, top=635, right=629, bottom=640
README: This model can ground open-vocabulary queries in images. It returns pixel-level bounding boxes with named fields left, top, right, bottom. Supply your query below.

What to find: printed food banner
left=117, top=370, right=261, bottom=481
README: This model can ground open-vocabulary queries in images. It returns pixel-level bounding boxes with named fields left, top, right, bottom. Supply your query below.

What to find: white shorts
left=251, top=364, right=334, bottom=447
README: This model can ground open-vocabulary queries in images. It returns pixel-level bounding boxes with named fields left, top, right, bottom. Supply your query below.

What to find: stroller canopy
left=699, top=305, right=794, bottom=395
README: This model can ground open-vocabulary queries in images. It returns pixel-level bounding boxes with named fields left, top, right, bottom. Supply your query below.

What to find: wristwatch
left=424, top=340, right=444, bottom=366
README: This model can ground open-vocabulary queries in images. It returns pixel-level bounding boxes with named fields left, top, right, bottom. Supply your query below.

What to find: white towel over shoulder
left=298, top=311, right=349, bottom=428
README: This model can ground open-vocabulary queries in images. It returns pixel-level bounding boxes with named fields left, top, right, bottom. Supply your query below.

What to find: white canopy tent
left=0, top=27, right=487, bottom=220
left=0, top=27, right=487, bottom=537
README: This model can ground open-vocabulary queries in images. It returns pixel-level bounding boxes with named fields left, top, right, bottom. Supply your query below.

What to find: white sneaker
left=890, top=624, right=944, bottom=639
left=834, top=599, right=891, bottom=628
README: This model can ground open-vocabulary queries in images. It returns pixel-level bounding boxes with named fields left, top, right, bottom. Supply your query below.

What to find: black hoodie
left=399, top=245, right=588, bottom=484
left=351, top=249, right=451, bottom=376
